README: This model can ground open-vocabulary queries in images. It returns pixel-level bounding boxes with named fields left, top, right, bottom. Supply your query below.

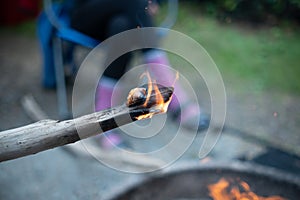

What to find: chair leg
left=53, top=36, right=69, bottom=119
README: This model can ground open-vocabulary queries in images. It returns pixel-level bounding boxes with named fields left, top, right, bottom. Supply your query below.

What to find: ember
left=208, top=178, right=287, bottom=200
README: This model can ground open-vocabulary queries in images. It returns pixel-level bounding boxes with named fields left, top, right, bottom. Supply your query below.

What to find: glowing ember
left=135, top=71, right=174, bottom=120
left=208, top=178, right=287, bottom=200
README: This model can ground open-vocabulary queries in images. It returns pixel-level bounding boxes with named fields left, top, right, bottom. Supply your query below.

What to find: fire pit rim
left=104, top=161, right=300, bottom=200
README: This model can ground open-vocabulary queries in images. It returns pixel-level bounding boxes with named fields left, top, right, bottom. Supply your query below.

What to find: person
left=70, top=0, right=209, bottom=149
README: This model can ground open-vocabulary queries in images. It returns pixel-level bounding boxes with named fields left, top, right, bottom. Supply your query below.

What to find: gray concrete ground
left=0, top=32, right=299, bottom=199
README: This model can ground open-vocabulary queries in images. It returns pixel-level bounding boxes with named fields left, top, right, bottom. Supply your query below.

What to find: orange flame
left=135, top=71, right=175, bottom=120
left=141, top=71, right=153, bottom=107
left=208, top=178, right=287, bottom=200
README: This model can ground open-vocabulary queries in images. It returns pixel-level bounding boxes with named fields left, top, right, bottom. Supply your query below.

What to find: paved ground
left=0, top=32, right=299, bottom=199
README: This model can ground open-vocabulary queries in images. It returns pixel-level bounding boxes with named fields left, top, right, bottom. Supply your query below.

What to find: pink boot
left=144, top=50, right=210, bottom=131
left=95, top=77, right=130, bottom=149
left=95, top=76, right=117, bottom=111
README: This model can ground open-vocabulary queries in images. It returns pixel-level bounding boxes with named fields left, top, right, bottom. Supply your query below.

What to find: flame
left=141, top=71, right=153, bottom=107
left=135, top=71, right=174, bottom=120
left=208, top=178, right=287, bottom=200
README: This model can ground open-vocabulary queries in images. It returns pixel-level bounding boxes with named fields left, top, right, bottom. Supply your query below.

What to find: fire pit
left=106, top=162, right=300, bottom=200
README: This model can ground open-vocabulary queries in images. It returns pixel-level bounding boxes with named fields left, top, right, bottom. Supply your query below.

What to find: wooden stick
left=21, top=94, right=167, bottom=169
left=0, top=85, right=173, bottom=162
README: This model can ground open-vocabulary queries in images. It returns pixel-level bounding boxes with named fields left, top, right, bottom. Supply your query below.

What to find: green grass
left=157, top=2, right=300, bottom=94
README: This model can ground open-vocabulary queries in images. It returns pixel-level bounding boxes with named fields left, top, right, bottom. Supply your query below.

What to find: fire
left=135, top=71, right=174, bottom=120
left=208, top=178, right=287, bottom=200
left=141, top=71, right=153, bottom=108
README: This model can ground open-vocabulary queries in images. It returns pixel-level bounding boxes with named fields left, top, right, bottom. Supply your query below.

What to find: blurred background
left=0, top=0, right=299, bottom=199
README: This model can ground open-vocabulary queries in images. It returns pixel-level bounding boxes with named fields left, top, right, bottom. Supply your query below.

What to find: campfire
left=208, top=178, right=286, bottom=200
left=107, top=163, right=299, bottom=200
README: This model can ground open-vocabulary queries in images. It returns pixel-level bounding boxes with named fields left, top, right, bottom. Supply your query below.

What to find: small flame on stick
left=135, top=71, right=177, bottom=120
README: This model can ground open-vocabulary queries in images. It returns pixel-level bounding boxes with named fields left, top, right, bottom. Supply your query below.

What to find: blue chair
left=37, top=0, right=177, bottom=119
left=37, top=0, right=100, bottom=119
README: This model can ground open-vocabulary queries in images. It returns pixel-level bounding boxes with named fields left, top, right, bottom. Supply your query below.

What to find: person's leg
left=144, top=50, right=210, bottom=131
left=95, top=0, right=154, bottom=109
left=95, top=15, right=134, bottom=149
left=95, top=0, right=155, bottom=148
left=71, top=1, right=137, bottom=148
left=96, top=15, right=133, bottom=111
left=71, top=1, right=131, bottom=111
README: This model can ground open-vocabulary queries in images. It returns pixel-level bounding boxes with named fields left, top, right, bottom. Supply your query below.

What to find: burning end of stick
left=126, top=71, right=175, bottom=120
left=98, top=72, right=174, bottom=132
